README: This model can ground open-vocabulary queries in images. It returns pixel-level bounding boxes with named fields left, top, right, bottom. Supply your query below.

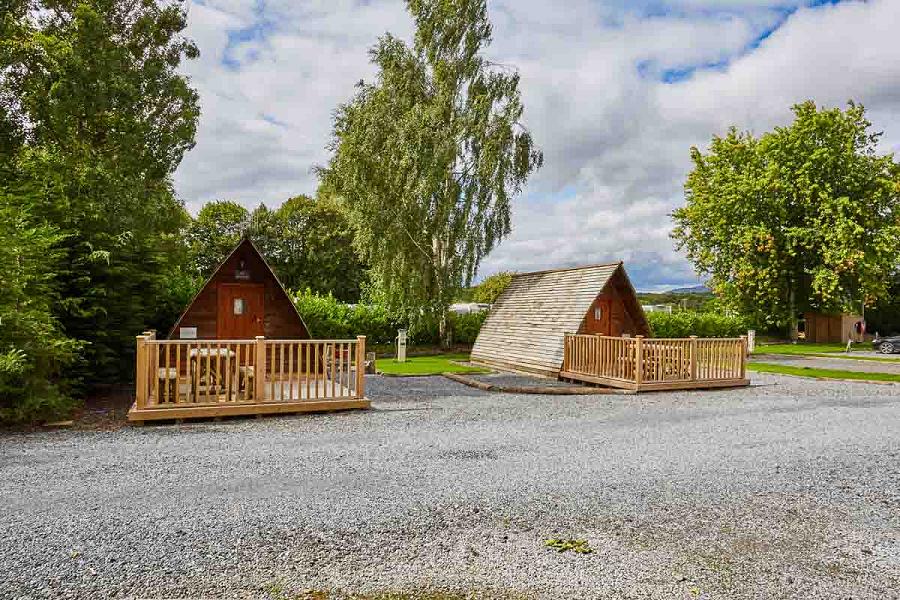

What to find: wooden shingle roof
left=470, top=262, right=625, bottom=377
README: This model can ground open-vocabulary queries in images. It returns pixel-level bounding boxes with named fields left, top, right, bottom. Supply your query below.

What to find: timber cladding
left=168, top=238, right=310, bottom=340
left=470, top=263, right=650, bottom=377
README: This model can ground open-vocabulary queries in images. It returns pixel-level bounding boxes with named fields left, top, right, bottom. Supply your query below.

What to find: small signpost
left=747, top=329, right=755, bottom=354
left=396, top=329, right=407, bottom=363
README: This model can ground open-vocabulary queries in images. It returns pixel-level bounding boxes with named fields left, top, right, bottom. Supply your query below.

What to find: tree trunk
left=788, top=286, right=798, bottom=341
left=439, top=309, right=451, bottom=349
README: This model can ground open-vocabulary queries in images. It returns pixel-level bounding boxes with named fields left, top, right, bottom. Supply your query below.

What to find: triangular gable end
left=167, top=238, right=311, bottom=340
left=470, top=262, right=649, bottom=378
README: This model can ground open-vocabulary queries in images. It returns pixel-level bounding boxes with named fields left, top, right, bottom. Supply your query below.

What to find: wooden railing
left=562, top=334, right=748, bottom=391
left=135, top=333, right=366, bottom=411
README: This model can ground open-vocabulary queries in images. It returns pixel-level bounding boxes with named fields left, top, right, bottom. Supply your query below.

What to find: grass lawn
left=748, top=362, right=900, bottom=382
left=753, top=342, right=900, bottom=363
left=376, top=353, right=490, bottom=376
left=753, top=342, right=848, bottom=355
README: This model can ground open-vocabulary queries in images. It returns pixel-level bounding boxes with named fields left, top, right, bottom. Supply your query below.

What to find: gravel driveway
left=2, top=374, right=899, bottom=599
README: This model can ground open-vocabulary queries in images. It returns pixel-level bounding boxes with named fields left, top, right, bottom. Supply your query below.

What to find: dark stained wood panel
left=168, top=239, right=310, bottom=340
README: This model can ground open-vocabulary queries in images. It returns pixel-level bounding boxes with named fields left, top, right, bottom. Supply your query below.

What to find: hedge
left=292, top=290, right=488, bottom=346
left=646, top=311, right=750, bottom=338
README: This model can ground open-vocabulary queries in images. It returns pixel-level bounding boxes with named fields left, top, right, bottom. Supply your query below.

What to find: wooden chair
left=157, top=367, right=178, bottom=403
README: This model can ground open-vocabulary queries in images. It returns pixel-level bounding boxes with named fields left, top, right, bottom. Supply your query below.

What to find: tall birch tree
left=321, top=0, right=542, bottom=345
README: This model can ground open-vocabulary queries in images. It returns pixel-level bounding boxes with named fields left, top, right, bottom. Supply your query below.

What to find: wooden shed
left=470, top=262, right=650, bottom=377
left=169, top=238, right=310, bottom=340
left=802, top=312, right=863, bottom=343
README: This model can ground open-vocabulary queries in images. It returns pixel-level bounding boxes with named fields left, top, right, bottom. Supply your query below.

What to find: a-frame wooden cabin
left=129, top=238, right=368, bottom=424
left=471, top=263, right=650, bottom=378
left=169, top=238, right=309, bottom=341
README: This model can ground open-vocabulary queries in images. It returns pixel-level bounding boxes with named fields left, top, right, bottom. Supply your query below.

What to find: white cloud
left=173, top=0, right=900, bottom=290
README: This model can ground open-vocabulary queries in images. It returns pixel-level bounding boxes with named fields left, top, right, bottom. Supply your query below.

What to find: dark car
left=873, top=335, right=900, bottom=354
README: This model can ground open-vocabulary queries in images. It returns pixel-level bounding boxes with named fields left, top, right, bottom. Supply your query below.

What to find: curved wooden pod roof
left=470, top=263, right=649, bottom=377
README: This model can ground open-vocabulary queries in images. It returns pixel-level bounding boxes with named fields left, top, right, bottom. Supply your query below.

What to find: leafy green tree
left=0, top=191, right=81, bottom=423
left=187, top=201, right=250, bottom=276
left=471, top=271, right=514, bottom=304
left=1, top=0, right=200, bottom=383
left=321, top=0, right=542, bottom=345
left=672, top=101, right=900, bottom=338
left=185, top=196, right=367, bottom=301
left=271, top=195, right=367, bottom=301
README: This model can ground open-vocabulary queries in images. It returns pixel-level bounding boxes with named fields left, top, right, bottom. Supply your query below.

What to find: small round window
left=594, top=306, right=603, bottom=320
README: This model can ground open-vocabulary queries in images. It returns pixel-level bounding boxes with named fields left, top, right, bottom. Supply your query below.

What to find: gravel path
left=2, top=374, right=899, bottom=599
left=753, top=353, right=900, bottom=374
left=469, top=373, right=579, bottom=388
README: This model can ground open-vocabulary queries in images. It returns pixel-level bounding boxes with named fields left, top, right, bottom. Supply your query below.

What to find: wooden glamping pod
left=129, top=238, right=368, bottom=423
left=471, top=262, right=749, bottom=391
left=471, top=263, right=650, bottom=378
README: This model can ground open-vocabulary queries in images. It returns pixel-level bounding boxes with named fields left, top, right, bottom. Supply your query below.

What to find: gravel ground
left=2, top=374, right=899, bottom=599
left=753, top=353, right=900, bottom=374
left=469, top=373, right=578, bottom=388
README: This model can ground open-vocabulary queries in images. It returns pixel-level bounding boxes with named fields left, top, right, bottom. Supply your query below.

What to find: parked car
left=872, top=335, right=900, bottom=354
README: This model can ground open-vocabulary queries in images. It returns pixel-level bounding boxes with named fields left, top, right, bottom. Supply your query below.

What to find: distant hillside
left=667, top=285, right=711, bottom=295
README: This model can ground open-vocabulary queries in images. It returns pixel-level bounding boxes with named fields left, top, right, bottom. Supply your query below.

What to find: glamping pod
left=470, top=263, right=650, bottom=378
left=129, top=238, right=369, bottom=424
left=169, top=238, right=309, bottom=341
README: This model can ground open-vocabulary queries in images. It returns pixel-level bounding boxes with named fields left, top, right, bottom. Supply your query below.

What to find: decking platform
left=561, top=334, right=750, bottom=392
left=130, top=335, right=369, bottom=423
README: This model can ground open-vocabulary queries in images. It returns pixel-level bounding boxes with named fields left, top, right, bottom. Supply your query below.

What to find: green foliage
left=0, top=193, right=82, bottom=423
left=544, top=539, right=593, bottom=554
left=471, top=271, right=514, bottom=304
left=187, top=196, right=367, bottom=302
left=188, top=201, right=250, bottom=277
left=321, top=0, right=542, bottom=344
left=1, top=0, right=200, bottom=386
left=636, top=291, right=716, bottom=312
left=448, top=311, right=487, bottom=344
left=672, top=101, right=900, bottom=335
left=292, top=290, right=488, bottom=346
left=292, top=289, right=402, bottom=345
left=267, top=195, right=367, bottom=301
left=647, top=311, right=750, bottom=338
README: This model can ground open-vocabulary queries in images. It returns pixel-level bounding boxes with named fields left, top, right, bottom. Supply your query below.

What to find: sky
left=174, top=0, right=900, bottom=291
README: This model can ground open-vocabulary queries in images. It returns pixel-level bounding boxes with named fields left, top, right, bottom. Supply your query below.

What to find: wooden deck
left=129, top=335, right=369, bottom=423
left=561, top=334, right=749, bottom=392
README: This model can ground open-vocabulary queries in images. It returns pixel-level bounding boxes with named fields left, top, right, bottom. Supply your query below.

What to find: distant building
left=642, top=304, right=673, bottom=314
left=449, top=303, right=491, bottom=314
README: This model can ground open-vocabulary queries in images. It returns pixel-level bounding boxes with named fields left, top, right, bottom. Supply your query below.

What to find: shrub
left=0, top=195, right=82, bottom=424
left=449, top=311, right=487, bottom=344
left=647, top=310, right=750, bottom=338
left=292, top=289, right=488, bottom=346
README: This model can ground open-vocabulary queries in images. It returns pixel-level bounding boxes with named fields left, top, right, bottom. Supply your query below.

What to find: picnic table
left=189, top=347, right=238, bottom=397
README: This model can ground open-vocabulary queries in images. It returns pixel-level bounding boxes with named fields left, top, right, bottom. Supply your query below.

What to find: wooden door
left=585, top=298, right=612, bottom=336
left=217, top=283, right=265, bottom=339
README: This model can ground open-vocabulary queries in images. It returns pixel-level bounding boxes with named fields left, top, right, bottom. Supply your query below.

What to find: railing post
left=595, top=334, right=602, bottom=376
left=135, top=335, right=148, bottom=410
left=255, top=336, right=266, bottom=402
left=562, top=334, right=569, bottom=373
left=689, top=335, right=698, bottom=382
left=634, top=335, right=644, bottom=388
left=739, top=335, right=748, bottom=379
left=356, top=335, right=366, bottom=398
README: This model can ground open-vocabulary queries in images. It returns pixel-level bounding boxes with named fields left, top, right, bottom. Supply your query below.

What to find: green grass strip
left=376, top=353, right=490, bottom=376
left=754, top=343, right=849, bottom=355
left=748, top=362, right=900, bottom=382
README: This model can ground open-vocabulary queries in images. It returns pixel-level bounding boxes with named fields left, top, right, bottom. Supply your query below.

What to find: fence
left=130, top=333, right=368, bottom=422
left=561, top=334, right=748, bottom=391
